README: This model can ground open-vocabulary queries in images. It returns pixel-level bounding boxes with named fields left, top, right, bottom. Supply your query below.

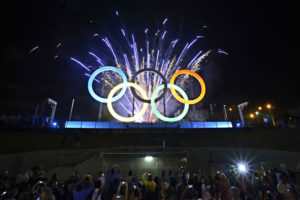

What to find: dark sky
left=0, top=0, right=299, bottom=120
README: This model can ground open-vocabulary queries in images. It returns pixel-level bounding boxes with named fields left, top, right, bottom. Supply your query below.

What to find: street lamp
left=258, top=106, right=262, bottom=111
left=266, top=104, right=271, bottom=109
left=249, top=113, right=255, bottom=118
left=255, top=111, right=259, bottom=115
left=229, top=107, right=233, bottom=112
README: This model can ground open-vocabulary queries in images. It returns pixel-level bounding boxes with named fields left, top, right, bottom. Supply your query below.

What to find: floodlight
left=145, top=156, right=153, bottom=162
left=237, top=163, right=247, bottom=173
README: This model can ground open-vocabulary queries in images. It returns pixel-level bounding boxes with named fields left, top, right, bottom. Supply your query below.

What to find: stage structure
left=65, top=121, right=233, bottom=129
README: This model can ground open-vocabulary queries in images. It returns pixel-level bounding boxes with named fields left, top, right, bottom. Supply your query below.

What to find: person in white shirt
left=91, top=173, right=106, bottom=200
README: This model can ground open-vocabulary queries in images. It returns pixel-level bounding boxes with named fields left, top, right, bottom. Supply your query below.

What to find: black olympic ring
left=131, top=68, right=168, bottom=103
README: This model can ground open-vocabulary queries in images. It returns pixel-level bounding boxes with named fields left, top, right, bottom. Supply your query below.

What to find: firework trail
left=70, top=11, right=219, bottom=122
left=56, top=43, right=62, bottom=48
left=29, top=46, right=39, bottom=54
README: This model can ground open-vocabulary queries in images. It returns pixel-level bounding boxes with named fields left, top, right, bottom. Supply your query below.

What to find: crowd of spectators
left=1, top=163, right=300, bottom=200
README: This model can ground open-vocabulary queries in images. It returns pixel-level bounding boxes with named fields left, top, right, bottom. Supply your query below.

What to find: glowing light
left=151, top=84, right=189, bottom=122
left=145, top=156, right=153, bottom=162
left=107, top=82, right=148, bottom=122
left=229, top=107, right=233, bottom=111
left=88, top=67, right=127, bottom=103
left=237, top=163, right=247, bottom=173
left=255, top=111, right=259, bottom=115
left=170, top=70, right=206, bottom=104
left=266, top=104, right=271, bottom=109
left=258, top=106, right=262, bottom=110
left=249, top=113, right=255, bottom=118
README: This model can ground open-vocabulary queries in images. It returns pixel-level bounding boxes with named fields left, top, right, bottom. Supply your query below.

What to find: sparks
left=70, top=57, right=91, bottom=72
left=162, top=18, right=168, bottom=25
left=70, top=16, right=215, bottom=122
left=29, top=46, right=39, bottom=54
left=218, top=49, right=229, bottom=55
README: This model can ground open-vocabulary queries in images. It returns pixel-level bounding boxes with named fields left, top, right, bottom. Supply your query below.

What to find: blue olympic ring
left=88, top=66, right=128, bottom=103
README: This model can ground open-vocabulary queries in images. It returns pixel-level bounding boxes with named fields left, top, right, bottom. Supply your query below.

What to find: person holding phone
left=141, top=172, right=157, bottom=200
left=108, top=164, right=122, bottom=199
left=277, top=173, right=297, bottom=200
left=72, top=173, right=94, bottom=200
left=31, top=180, right=47, bottom=200
left=91, top=179, right=105, bottom=200
left=201, top=177, right=212, bottom=200
left=113, top=180, right=128, bottom=200
left=128, top=183, right=142, bottom=200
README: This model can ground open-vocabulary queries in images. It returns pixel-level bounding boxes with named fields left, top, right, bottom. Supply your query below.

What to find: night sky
left=1, top=0, right=299, bottom=120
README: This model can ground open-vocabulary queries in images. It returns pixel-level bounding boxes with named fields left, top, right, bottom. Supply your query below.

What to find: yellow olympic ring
left=107, top=82, right=148, bottom=122
left=170, top=70, right=206, bottom=104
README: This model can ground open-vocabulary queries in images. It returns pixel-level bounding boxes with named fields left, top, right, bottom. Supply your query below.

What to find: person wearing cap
left=141, top=172, right=157, bottom=200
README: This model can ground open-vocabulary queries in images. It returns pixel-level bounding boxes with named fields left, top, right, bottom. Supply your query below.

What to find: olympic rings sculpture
left=88, top=66, right=206, bottom=122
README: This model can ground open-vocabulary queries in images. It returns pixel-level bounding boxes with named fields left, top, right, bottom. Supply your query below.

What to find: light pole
left=223, top=105, right=228, bottom=121
left=266, top=104, right=276, bottom=126
left=210, top=103, right=216, bottom=120
left=32, top=104, right=39, bottom=127
left=238, top=102, right=249, bottom=127
left=97, top=87, right=107, bottom=121
left=98, top=103, right=102, bottom=121
left=47, top=98, right=57, bottom=125
left=68, top=98, right=75, bottom=121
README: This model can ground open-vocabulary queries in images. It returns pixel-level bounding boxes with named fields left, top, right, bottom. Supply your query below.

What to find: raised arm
left=142, top=172, right=148, bottom=184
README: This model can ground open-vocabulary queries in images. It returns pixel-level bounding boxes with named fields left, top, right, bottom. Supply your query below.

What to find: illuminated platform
left=65, top=121, right=233, bottom=129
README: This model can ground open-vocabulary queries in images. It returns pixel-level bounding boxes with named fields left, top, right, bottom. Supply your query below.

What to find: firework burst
left=70, top=12, right=218, bottom=122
